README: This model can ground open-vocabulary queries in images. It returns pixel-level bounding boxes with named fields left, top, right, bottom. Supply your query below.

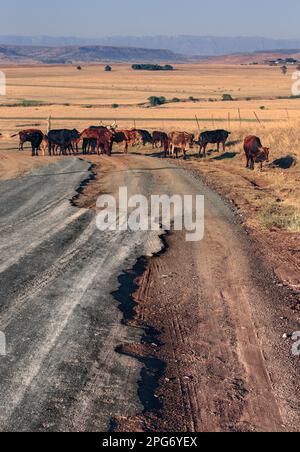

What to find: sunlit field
left=0, top=63, right=300, bottom=132
left=0, top=62, right=300, bottom=231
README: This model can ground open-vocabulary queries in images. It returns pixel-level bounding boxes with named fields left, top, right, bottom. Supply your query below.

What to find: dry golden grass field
left=0, top=62, right=300, bottom=236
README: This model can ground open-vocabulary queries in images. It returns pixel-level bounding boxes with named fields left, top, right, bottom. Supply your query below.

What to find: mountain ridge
left=0, top=44, right=183, bottom=64
left=1, top=35, right=300, bottom=56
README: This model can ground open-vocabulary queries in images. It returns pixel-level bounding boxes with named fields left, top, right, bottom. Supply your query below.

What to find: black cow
left=21, top=131, right=44, bottom=157
left=198, top=130, right=231, bottom=157
left=133, top=129, right=153, bottom=146
left=152, top=131, right=168, bottom=149
left=48, top=129, right=80, bottom=156
left=82, top=138, right=97, bottom=155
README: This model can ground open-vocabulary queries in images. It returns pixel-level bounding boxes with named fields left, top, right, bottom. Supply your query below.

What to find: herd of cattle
left=11, top=126, right=270, bottom=170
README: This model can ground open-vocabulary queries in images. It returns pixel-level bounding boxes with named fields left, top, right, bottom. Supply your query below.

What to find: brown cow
left=168, top=132, right=195, bottom=159
left=80, top=127, right=115, bottom=156
left=40, top=136, right=49, bottom=156
left=11, top=129, right=43, bottom=151
left=244, top=136, right=270, bottom=170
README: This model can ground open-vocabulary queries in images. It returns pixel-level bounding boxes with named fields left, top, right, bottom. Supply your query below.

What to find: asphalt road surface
left=0, top=158, right=163, bottom=432
left=0, top=155, right=299, bottom=432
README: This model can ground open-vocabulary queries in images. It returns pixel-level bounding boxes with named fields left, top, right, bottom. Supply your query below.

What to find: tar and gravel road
left=0, top=155, right=299, bottom=432
left=0, top=158, right=164, bottom=432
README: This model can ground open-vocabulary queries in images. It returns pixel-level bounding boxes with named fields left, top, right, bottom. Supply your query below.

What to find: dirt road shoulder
left=79, top=155, right=300, bottom=432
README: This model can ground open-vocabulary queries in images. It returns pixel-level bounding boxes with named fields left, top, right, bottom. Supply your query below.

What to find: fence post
left=47, top=115, right=52, bottom=133
left=238, top=109, right=242, bottom=129
left=254, top=111, right=264, bottom=127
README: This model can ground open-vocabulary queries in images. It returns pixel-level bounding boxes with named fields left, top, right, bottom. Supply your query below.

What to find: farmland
left=1, top=63, right=300, bottom=232
left=1, top=63, right=300, bottom=128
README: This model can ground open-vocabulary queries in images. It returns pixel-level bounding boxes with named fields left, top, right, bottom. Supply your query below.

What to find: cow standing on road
left=132, top=129, right=153, bottom=146
left=198, top=130, right=231, bottom=157
left=48, top=129, right=80, bottom=156
left=20, top=131, right=44, bottom=157
left=152, top=131, right=168, bottom=148
left=80, top=127, right=115, bottom=156
left=82, top=138, right=97, bottom=155
left=113, top=130, right=134, bottom=154
left=168, top=132, right=194, bottom=159
left=152, top=131, right=169, bottom=157
left=11, top=129, right=44, bottom=151
left=244, top=136, right=270, bottom=170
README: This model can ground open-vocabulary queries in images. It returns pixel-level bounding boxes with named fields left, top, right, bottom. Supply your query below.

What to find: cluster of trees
left=148, top=96, right=167, bottom=106
left=148, top=95, right=201, bottom=107
left=132, top=64, right=174, bottom=71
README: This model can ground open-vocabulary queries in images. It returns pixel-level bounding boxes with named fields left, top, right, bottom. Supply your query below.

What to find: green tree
left=132, top=64, right=174, bottom=71
left=148, top=96, right=166, bottom=107
left=222, top=93, right=234, bottom=101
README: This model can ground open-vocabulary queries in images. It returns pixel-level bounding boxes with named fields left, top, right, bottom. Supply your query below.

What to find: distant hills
left=1, top=35, right=300, bottom=56
left=206, top=50, right=300, bottom=65
left=1, top=35, right=300, bottom=65
left=0, top=45, right=182, bottom=64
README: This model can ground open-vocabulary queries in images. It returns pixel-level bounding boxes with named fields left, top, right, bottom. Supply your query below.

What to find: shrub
left=148, top=96, right=166, bottom=107
left=171, top=97, right=181, bottom=103
left=132, top=64, right=174, bottom=71
left=163, top=65, right=174, bottom=71
left=105, top=65, right=112, bottom=72
left=20, top=99, right=45, bottom=107
left=111, top=103, right=119, bottom=108
left=222, top=93, right=234, bottom=101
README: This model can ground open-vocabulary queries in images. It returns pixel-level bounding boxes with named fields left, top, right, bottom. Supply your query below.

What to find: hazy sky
left=0, top=0, right=299, bottom=38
